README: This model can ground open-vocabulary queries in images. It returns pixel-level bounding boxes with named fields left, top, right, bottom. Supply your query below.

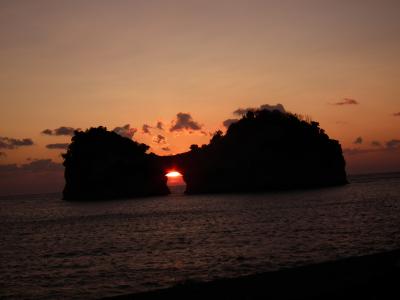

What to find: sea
left=1, top=172, right=400, bottom=299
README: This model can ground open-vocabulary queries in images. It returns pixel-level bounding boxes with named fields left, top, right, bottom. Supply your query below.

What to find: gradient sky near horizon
left=1, top=0, right=400, bottom=195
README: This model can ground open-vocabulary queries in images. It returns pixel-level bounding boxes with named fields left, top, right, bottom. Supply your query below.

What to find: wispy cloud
left=332, top=98, right=359, bottom=105
left=0, top=137, right=34, bottom=149
left=46, top=143, right=69, bottom=150
left=41, top=126, right=79, bottom=136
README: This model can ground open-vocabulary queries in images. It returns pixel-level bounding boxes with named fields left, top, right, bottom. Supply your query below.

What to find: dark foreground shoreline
left=102, top=249, right=400, bottom=300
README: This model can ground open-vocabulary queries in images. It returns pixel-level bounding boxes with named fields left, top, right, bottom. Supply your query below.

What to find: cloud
left=332, top=98, right=359, bottom=105
left=41, top=126, right=78, bottom=136
left=393, top=112, right=400, bottom=117
left=46, top=143, right=69, bottom=150
left=170, top=113, right=202, bottom=132
left=353, top=136, right=363, bottom=144
left=156, top=121, right=164, bottom=130
left=344, top=138, right=400, bottom=156
left=0, top=159, right=62, bottom=173
left=0, top=152, right=6, bottom=158
left=113, top=124, right=137, bottom=139
left=161, top=147, right=171, bottom=152
left=233, top=103, right=286, bottom=116
left=0, top=137, right=34, bottom=149
left=142, top=124, right=152, bottom=134
left=386, top=139, right=400, bottom=149
left=153, top=134, right=167, bottom=144
left=223, top=118, right=239, bottom=128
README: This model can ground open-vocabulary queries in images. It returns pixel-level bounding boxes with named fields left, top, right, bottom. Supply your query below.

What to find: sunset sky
left=1, top=0, right=399, bottom=195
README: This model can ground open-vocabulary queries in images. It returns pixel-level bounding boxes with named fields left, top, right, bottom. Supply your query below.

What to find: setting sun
left=165, top=171, right=182, bottom=178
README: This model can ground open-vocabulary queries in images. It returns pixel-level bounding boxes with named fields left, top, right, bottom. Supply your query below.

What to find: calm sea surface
left=1, top=173, right=400, bottom=299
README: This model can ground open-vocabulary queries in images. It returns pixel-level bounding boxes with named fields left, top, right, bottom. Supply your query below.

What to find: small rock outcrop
left=62, top=127, right=169, bottom=200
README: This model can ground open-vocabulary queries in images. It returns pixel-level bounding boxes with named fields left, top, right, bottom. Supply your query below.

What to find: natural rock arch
left=62, top=110, right=347, bottom=200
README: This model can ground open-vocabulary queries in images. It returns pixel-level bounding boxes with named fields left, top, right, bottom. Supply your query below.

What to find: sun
left=165, top=171, right=182, bottom=178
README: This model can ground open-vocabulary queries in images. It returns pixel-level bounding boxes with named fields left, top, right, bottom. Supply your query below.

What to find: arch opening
left=165, top=170, right=186, bottom=194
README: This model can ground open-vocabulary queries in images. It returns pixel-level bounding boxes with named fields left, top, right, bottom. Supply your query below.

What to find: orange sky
left=1, top=0, right=400, bottom=195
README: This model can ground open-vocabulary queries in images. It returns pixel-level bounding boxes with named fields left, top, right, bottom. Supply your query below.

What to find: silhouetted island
left=62, top=109, right=347, bottom=200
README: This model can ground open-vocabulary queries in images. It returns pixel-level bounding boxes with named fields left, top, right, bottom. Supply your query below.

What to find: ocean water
left=1, top=173, right=400, bottom=299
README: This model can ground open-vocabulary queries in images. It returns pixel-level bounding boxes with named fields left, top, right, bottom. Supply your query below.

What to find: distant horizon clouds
left=0, top=159, right=62, bottom=173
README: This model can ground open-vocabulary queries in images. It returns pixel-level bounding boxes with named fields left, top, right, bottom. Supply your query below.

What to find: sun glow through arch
left=165, top=171, right=182, bottom=178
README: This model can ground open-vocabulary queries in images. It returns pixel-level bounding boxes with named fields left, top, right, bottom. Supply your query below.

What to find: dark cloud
left=170, top=113, right=202, bottom=132
left=344, top=138, right=400, bottom=156
left=161, top=147, right=171, bottom=152
left=233, top=103, right=286, bottom=116
left=142, top=124, right=152, bottom=134
left=371, top=141, right=382, bottom=147
left=332, top=98, right=359, bottom=105
left=113, top=124, right=137, bottom=139
left=393, top=112, right=400, bottom=117
left=353, top=136, right=363, bottom=144
left=153, top=134, right=167, bottom=144
left=386, top=139, right=400, bottom=149
left=0, top=137, right=34, bottom=149
left=156, top=121, right=164, bottom=130
left=0, top=159, right=62, bottom=173
left=42, top=126, right=78, bottom=136
left=46, top=143, right=69, bottom=150
left=41, top=129, right=53, bottom=135
left=223, top=118, right=239, bottom=128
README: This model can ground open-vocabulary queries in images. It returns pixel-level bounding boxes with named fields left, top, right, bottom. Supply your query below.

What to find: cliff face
left=62, top=110, right=347, bottom=200
left=62, top=127, right=169, bottom=200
